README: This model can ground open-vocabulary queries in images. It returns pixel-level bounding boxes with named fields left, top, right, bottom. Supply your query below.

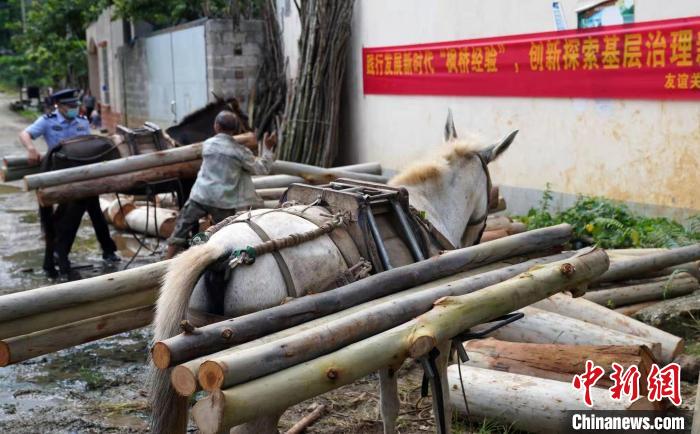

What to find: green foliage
left=1, top=0, right=107, bottom=88
left=517, top=187, right=700, bottom=249
left=111, top=0, right=264, bottom=28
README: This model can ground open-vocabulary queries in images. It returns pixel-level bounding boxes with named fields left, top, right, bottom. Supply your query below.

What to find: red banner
left=362, top=17, right=700, bottom=100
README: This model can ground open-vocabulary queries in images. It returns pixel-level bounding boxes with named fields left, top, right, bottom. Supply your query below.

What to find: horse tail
left=149, top=242, right=225, bottom=434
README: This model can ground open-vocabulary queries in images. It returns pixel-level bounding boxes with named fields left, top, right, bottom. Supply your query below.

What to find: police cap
left=51, top=88, right=81, bottom=105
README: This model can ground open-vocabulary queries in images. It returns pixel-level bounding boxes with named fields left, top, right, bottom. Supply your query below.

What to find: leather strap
left=244, top=219, right=297, bottom=298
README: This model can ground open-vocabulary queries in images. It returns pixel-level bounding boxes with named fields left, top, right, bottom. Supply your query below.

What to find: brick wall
left=206, top=19, right=264, bottom=109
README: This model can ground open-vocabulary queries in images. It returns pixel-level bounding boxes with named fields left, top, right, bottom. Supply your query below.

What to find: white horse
left=149, top=120, right=517, bottom=434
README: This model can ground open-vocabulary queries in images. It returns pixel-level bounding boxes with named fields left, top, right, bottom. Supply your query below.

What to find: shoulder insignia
left=43, top=113, right=57, bottom=119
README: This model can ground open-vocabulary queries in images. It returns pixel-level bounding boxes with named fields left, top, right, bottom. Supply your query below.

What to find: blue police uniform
left=31, top=88, right=119, bottom=276
left=24, top=111, right=90, bottom=150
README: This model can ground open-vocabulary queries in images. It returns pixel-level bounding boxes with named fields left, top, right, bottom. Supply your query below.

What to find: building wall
left=205, top=19, right=264, bottom=108
left=325, top=0, right=700, bottom=221
left=85, top=6, right=126, bottom=131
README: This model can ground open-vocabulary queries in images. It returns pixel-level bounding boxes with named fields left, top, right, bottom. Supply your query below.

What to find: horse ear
left=211, top=90, right=223, bottom=103
left=443, top=108, right=458, bottom=142
left=480, top=130, right=518, bottom=164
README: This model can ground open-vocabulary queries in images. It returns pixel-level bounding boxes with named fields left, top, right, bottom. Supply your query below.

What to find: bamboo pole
left=448, top=366, right=654, bottom=434
left=583, top=273, right=699, bottom=307
left=0, top=261, right=168, bottom=322
left=0, top=289, right=156, bottom=340
left=533, top=293, right=683, bottom=363
left=153, top=224, right=573, bottom=369
left=190, top=249, right=609, bottom=433
left=195, top=252, right=578, bottom=391
left=594, top=244, right=700, bottom=284
left=0, top=305, right=153, bottom=366
left=479, top=306, right=662, bottom=360
left=170, top=254, right=572, bottom=397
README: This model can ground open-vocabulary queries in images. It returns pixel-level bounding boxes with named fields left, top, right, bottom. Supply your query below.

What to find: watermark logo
left=572, top=361, right=682, bottom=407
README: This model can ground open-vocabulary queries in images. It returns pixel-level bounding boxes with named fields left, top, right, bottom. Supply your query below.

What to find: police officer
left=18, top=88, right=121, bottom=276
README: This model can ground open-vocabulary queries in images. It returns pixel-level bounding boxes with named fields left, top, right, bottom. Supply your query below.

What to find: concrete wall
left=320, top=0, right=700, bottom=221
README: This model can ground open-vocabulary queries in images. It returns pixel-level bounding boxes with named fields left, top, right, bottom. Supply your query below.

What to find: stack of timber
left=99, top=197, right=178, bottom=239
left=22, top=137, right=387, bottom=205
left=1, top=155, right=41, bottom=182
left=0, top=261, right=168, bottom=366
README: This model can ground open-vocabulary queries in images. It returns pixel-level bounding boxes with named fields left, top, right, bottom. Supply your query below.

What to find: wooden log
left=190, top=249, right=609, bottom=433
left=196, top=252, right=579, bottom=391
left=0, top=305, right=153, bottom=366
left=36, top=161, right=201, bottom=206
left=256, top=187, right=287, bottom=199
left=170, top=253, right=573, bottom=397
left=1, top=165, right=41, bottom=182
left=252, top=174, right=305, bottom=189
left=448, top=366, right=654, bottom=434
left=479, top=306, right=662, bottom=360
left=0, top=289, right=156, bottom=340
left=271, top=160, right=387, bottom=184
left=583, top=273, right=699, bottom=307
left=0, top=260, right=168, bottom=322
left=25, top=139, right=382, bottom=190
left=508, top=221, right=527, bottom=234
left=284, top=404, right=326, bottom=434
left=614, top=300, right=660, bottom=316
left=534, top=293, right=683, bottom=363
left=152, top=224, right=573, bottom=369
left=484, top=215, right=511, bottom=232
left=4, top=155, right=40, bottom=167
left=480, top=229, right=508, bottom=243
left=102, top=197, right=135, bottom=229
left=594, top=244, right=700, bottom=284
left=463, top=339, right=657, bottom=393
left=123, top=206, right=178, bottom=238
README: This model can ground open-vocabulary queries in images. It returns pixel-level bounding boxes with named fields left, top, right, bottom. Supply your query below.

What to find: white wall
left=330, top=0, right=700, bottom=220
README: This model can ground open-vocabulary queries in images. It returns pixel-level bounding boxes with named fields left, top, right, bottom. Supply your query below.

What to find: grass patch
left=78, top=366, right=109, bottom=390
left=17, top=108, right=40, bottom=122
left=684, top=341, right=700, bottom=357
left=516, top=184, right=700, bottom=249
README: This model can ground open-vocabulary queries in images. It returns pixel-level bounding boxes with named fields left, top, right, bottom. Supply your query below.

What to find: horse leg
left=379, top=361, right=403, bottom=434
left=431, top=340, right=453, bottom=434
left=230, top=413, right=283, bottom=434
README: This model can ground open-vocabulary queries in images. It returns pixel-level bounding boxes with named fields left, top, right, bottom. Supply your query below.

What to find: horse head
left=390, top=110, right=517, bottom=248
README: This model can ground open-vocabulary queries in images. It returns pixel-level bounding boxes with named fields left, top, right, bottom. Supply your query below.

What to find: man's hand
left=27, top=147, right=41, bottom=165
left=263, top=132, right=277, bottom=152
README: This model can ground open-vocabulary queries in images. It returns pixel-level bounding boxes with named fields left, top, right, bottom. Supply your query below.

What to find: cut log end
left=0, top=341, right=9, bottom=367
left=198, top=360, right=225, bottom=391
left=171, top=365, right=199, bottom=397
left=191, top=389, right=226, bottom=434
left=151, top=342, right=171, bottom=369
left=408, top=334, right=437, bottom=359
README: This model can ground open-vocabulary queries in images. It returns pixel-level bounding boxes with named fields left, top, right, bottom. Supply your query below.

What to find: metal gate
left=145, top=24, right=208, bottom=126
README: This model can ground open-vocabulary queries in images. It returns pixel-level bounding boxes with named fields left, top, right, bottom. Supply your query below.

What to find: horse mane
left=388, top=138, right=482, bottom=186
left=174, top=97, right=251, bottom=131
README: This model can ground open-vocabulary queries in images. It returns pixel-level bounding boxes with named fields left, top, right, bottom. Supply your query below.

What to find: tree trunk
left=0, top=289, right=156, bottom=340
left=594, top=244, right=700, bottom=284
left=448, top=365, right=654, bottom=434
left=479, top=306, right=662, bottom=360
left=190, top=249, right=609, bottom=433
left=152, top=224, right=573, bottom=369
left=484, top=216, right=511, bottom=232
left=614, top=301, right=660, bottom=316
left=123, top=206, right=178, bottom=239
left=256, top=187, right=288, bottom=200
left=195, top=252, right=577, bottom=391
left=533, top=293, right=683, bottom=363
left=36, top=161, right=202, bottom=206
left=0, top=305, right=153, bottom=366
left=480, top=229, right=508, bottom=243
left=170, top=253, right=572, bottom=397
left=583, top=273, right=699, bottom=307
left=1, top=165, right=40, bottom=182
left=252, top=174, right=305, bottom=189
left=463, top=339, right=657, bottom=394
left=0, top=261, right=167, bottom=322
left=270, top=160, right=387, bottom=183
